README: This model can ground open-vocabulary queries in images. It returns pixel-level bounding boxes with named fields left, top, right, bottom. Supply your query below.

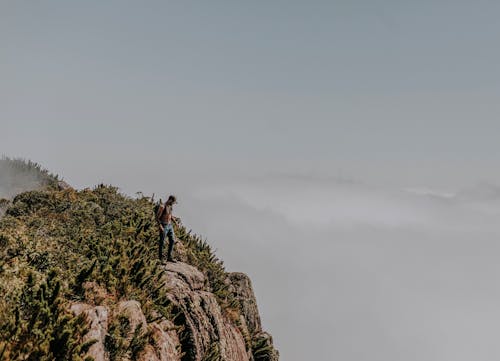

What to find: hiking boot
left=167, top=257, right=177, bottom=263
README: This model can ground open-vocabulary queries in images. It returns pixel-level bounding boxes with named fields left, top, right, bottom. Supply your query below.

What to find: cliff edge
left=0, top=159, right=278, bottom=361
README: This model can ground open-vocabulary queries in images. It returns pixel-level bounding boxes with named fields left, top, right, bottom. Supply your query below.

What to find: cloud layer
left=174, top=174, right=500, bottom=361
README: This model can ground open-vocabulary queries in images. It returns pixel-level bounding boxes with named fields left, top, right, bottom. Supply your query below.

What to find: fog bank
left=171, top=174, right=500, bottom=361
left=0, top=158, right=55, bottom=199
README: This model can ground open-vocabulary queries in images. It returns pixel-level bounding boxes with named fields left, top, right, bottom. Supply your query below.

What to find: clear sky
left=2, top=1, right=500, bottom=360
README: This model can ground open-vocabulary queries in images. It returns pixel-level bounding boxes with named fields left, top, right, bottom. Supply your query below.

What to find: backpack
left=153, top=200, right=168, bottom=220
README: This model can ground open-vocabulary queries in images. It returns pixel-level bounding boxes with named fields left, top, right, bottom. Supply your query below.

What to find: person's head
left=167, top=195, right=177, bottom=205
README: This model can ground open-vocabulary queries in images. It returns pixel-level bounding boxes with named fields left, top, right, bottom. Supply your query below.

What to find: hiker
left=157, top=195, right=179, bottom=263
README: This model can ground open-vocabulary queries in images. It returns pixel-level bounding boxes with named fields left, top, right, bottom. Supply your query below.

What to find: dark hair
left=167, top=195, right=177, bottom=204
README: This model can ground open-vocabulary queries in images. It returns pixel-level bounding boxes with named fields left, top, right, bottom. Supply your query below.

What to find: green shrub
left=0, top=181, right=246, bottom=359
left=0, top=271, right=95, bottom=361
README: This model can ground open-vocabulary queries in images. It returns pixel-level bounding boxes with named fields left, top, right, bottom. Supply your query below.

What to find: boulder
left=70, top=303, right=109, bottom=361
left=115, top=300, right=148, bottom=337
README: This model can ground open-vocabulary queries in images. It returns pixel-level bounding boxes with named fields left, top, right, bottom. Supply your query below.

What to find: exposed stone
left=163, top=261, right=207, bottom=292
left=137, top=345, right=161, bottom=361
left=163, top=262, right=251, bottom=361
left=115, top=300, right=182, bottom=361
left=252, top=332, right=279, bottom=361
left=71, top=300, right=182, bottom=361
left=115, top=300, right=148, bottom=337
left=143, top=320, right=182, bottom=361
left=227, top=273, right=279, bottom=360
left=70, top=303, right=109, bottom=361
left=70, top=263, right=277, bottom=361
left=228, top=272, right=262, bottom=334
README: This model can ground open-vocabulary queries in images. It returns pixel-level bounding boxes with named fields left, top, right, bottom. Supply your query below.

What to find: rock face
left=72, top=262, right=278, bottom=361
left=251, top=332, right=279, bottom=361
left=144, top=319, right=181, bottom=361
left=163, top=262, right=250, bottom=361
left=71, top=301, right=181, bottom=361
left=228, top=272, right=280, bottom=361
left=228, top=272, right=262, bottom=334
left=115, top=300, right=180, bottom=361
left=70, top=303, right=109, bottom=361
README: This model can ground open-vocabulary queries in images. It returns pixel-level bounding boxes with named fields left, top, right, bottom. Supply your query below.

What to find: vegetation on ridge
left=0, top=159, right=243, bottom=360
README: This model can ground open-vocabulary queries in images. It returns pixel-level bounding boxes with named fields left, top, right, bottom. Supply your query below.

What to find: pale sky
left=3, top=0, right=500, bottom=185
left=2, top=1, right=500, bottom=360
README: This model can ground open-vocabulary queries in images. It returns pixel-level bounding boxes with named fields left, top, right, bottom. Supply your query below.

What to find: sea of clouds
left=173, top=173, right=500, bottom=361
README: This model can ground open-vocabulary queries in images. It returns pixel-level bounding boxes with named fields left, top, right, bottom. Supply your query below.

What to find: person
left=157, top=195, right=179, bottom=263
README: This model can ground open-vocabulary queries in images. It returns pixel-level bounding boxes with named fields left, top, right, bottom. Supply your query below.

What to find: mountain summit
left=0, top=158, right=278, bottom=361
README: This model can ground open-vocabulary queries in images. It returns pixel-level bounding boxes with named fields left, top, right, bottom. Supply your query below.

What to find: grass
left=0, top=158, right=271, bottom=360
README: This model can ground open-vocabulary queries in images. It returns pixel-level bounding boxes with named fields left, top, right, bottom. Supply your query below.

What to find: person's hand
left=158, top=224, right=164, bottom=232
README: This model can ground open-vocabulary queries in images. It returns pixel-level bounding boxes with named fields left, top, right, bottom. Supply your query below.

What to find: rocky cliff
left=0, top=159, right=278, bottom=361
left=69, top=261, right=277, bottom=361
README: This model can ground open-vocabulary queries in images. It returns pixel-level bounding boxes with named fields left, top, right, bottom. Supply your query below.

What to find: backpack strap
left=158, top=201, right=168, bottom=220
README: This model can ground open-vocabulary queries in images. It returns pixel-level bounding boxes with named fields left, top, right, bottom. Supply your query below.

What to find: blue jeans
left=159, top=222, right=175, bottom=260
